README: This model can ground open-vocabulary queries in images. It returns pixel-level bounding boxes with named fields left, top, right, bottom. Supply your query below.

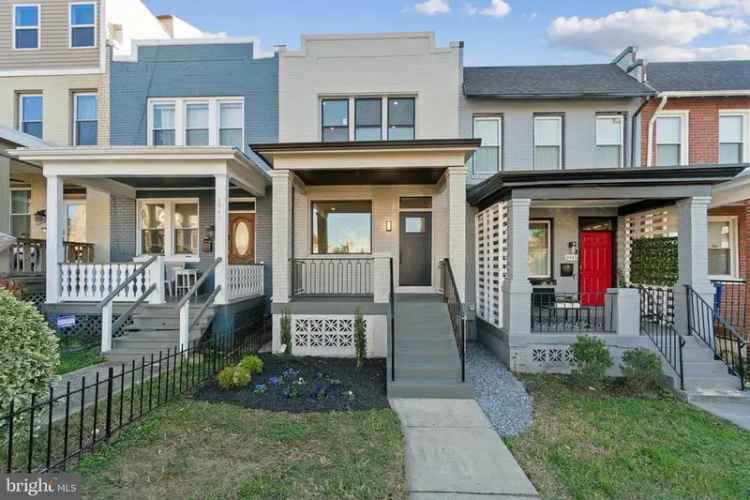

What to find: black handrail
left=639, top=286, right=685, bottom=390
left=97, top=256, right=157, bottom=309
left=175, top=258, right=223, bottom=310
left=389, top=257, right=395, bottom=382
left=686, top=285, right=746, bottom=390
left=441, top=258, right=466, bottom=383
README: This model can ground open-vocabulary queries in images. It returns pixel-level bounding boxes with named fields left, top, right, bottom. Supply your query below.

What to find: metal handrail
left=639, top=286, right=686, bottom=390
left=441, top=258, right=466, bottom=383
left=190, top=285, right=222, bottom=330
left=175, top=257, right=223, bottom=310
left=97, top=255, right=157, bottom=309
left=111, top=284, right=157, bottom=333
left=389, top=257, right=396, bottom=382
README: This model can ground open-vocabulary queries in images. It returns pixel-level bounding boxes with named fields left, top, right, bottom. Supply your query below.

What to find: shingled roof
left=463, top=64, right=655, bottom=99
left=646, top=60, right=750, bottom=92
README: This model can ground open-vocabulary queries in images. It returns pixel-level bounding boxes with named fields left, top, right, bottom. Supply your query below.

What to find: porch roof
left=468, top=164, right=747, bottom=210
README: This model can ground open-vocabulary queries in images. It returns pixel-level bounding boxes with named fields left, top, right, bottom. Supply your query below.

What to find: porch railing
left=60, top=263, right=152, bottom=302
left=291, top=258, right=373, bottom=297
left=440, top=259, right=466, bottom=382
left=227, top=263, right=264, bottom=301
left=639, top=286, right=685, bottom=390
left=712, top=279, right=747, bottom=339
left=10, top=239, right=94, bottom=274
left=530, top=291, right=615, bottom=333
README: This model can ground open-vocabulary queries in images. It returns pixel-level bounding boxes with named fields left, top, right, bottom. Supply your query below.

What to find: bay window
left=595, top=114, right=624, bottom=167
left=472, top=117, right=502, bottom=174
left=138, top=199, right=199, bottom=257
left=708, top=217, right=738, bottom=278
left=534, top=115, right=562, bottom=170
left=529, top=220, right=552, bottom=279
left=719, top=114, right=744, bottom=164
left=311, top=201, right=372, bottom=254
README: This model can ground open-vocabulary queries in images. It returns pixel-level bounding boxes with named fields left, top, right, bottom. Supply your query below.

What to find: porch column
left=502, top=198, right=533, bottom=336
left=214, top=174, right=229, bottom=305
left=673, top=196, right=714, bottom=335
left=271, top=170, right=292, bottom=304
left=446, top=166, right=466, bottom=299
left=0, top=156, right=10, bottom=274
left=45, top=174, right=64, bottom=303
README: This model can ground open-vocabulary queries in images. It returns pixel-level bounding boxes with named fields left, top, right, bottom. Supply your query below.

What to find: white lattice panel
left=475, top=202, right=507, bottom=329
left=292, top=315, right=366, bottom=356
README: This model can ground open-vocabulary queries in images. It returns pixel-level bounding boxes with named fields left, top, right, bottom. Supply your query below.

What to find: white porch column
left=673, top=196, right=714, bottom=335
left=373, top=255, right=390, bottom=303
left=502, top=198, right=533, bottom=336
left=0, top=156, right=10, bottom=274
left=271, top=170, right=292, bottom=304
left=214, top=174, right=229, bottom=305
left=446, top=166, right=466, bottom=299
left=45, top=174, right=64, bottom=303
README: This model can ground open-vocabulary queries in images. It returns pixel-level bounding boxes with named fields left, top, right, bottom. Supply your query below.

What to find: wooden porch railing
left=9, top=238, right=94, bottom=274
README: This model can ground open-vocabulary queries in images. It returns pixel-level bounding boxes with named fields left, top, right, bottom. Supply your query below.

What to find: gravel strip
left=467, top=342, right=533, bottom=437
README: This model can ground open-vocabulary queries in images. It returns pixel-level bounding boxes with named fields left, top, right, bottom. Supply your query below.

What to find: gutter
left=646, top=95, right=668, bottom=167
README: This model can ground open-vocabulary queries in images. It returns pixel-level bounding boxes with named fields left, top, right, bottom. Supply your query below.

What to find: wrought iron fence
left=291, top=258, right=373, bottom=297
left=712, top=279, right=747, bottom=338
left=440, top=259, right=466, bottom=382
left=530, top=291, right=615, bottom=333
left=639, top=286, right=685, bottom=390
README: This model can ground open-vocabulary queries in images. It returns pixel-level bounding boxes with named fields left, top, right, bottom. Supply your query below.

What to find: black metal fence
left=531, top=291, right=615, bottom=333
left=639, top=286, right=685, bottom=390
left=712, top=279, right=747, bottom=338
left=1, top=331, right=265, bottom=473
left=440, top=259, right=466, bottom=382
left=291, top=258, right=373, bottom=297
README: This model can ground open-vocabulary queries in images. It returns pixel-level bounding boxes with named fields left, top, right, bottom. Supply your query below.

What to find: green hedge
left=629, top=237, right=678, bottom=287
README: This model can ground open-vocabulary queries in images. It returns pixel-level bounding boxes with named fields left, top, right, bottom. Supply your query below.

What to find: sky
left=143, top=0, right=750, bottom=66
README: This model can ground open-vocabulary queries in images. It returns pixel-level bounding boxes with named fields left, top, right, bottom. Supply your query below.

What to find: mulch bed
left=195, top=354, right=389, bottom=413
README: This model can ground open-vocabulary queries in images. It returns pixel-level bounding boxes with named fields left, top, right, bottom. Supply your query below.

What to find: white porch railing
left=60, top=263, right=153, bottom=302
left=227, top=263, right=264, bottom=301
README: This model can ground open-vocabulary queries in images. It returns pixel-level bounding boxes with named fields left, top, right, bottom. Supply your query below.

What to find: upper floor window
left=655, top=115, right=686, bottom=166
left=152, top=103, right=176, bottom=146
left=388, top=98, right=415, bottom=140
left=321, top=99, right=349, bottom=142
left=534, top=115, right=562, bottom=170
left=13, top=4, right=39, bottom=50
left=719, top=114, right=744, bottom=164
left=70, top=2, right=95, bottom=48
left=595, top=115, right=624, bottom=168
left=355, top=98, right=382, bottom=141
left=19, top=94, right=42, bottom=139
left=148, top=98, right=244, bottom=148
left=219, top=102, right=243, bottom=149
left=74, top=93, right=97, bottom=145
left=472, top=116, right=502, bottom=175
left=185, top=102, right=209, bottom=146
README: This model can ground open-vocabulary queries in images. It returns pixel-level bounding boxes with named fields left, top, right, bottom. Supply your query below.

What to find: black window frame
left=321, top=98, right=350, bottom=142
left=310, top=200, right=373, bottom=255
left=354, top=98, right=382, bottom=141
left=387, top=97, right=415, bottom=140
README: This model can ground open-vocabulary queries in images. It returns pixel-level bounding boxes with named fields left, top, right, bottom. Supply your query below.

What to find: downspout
left=630, top=95, right=653, bottom=167
left=646, top=95, right=668, bottom=167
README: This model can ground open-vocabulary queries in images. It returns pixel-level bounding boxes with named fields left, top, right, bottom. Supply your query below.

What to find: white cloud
left=655, top=0, right=750, bottom=16
left=645, top=43, right=750, bottom=60
left=466, top=0, right=511, bottom=17
left=414, top=0, right=451, bottom=15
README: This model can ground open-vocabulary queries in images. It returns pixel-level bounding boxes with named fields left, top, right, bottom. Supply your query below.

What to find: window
left=185, top=102, right=209, bottom=146
left=19, top=94, right=42, bottom=139
left=473, top=117, right=502, bottom=174
left=595, top=115, right=624, bottom=167
left=708, top=217, right=738, bottom=278
left=64, top=201, right=86, bottom=242
left=321, top=99, right=349, bottom=142
left=140, top=202, right=166, bottom=255
left=13, top=4, right=39, bottom=50
left=655, top=115, right=684, bottom=166
left=70, top=3, right=95, bottom=48
left=388, top=98, right=415, bottom=140
left=10, top=189, right=31, bottom=238
left=173, top=202, right=199, bottom=255
left=74, top=93, right=97, bottom=145
left=719, top=114, right=744, bottom=164
left=311, top=201, right=372, bottom=254
left=534, top=116, right=562, bottom=170
left=355, top=98, right=382, bottom=141
left=138, top=199, right=199, bottom=257
left=219, top=101, right=243, bottom=149
left=152, top=103, right=175, bottom=146
left=529, top=220, right=551, bottom=278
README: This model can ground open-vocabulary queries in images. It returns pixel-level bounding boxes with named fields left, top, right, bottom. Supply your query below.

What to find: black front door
left=399, top=212, right=432, bottom=286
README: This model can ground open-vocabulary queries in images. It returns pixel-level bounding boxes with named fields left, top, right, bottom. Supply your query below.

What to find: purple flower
left=269, top=376, right=281, bottom=386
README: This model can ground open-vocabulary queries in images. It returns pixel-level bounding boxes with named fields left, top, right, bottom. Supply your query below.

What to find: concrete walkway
left=690, top=395, right=750, bottom=431
left=390, top=398, right=539, bottom=499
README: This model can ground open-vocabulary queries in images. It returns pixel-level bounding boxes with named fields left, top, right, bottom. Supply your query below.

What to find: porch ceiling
left=294, top=167, right=446, bottom=185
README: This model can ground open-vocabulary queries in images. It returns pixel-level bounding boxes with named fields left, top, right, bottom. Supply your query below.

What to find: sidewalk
left=390, top=398, right=539, bottom=499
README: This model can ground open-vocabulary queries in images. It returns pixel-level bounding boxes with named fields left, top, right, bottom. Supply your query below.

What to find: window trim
left=654, top=111, right=689, bottom=166
left=18, top=93, right=43, bottom=139
left=69, top=2, right=96, bottom=49
left=595, top=113, right=625, bottom=168
left=147, top=97, right=244, bottom=148
left=708, top=215, right=739, bottom=280
left=12, top=3, right=40, bottom=51
left=218, top=99, right=245, bottom=149
left=73, top=91, right=97, bottom=146
left=718, top=110, right=750, bottom=164
left=9, top=187, right=32, bottom=238
left=310, top=199, right=373, bottom=255
left=63, top=198, right=86, bottom=242
left=472, top=115, right=503, bottom=176
left=184, top=100, right=210, bottom=146
left=136, top=198, right=200, bottom=259
left=533, top=114, right=564, bottom=170
left=529, top=219, right=553, bottom=280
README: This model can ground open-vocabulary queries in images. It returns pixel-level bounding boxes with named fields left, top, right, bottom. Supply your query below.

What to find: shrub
left=239, top=355, right=264, bottom=375
left=280, top=308, right=292, bottom=355
left=0, top=289, right=59, bottom=413
left=621, top=348, right=663, bottom=392
left=217, top=365, right=252, bottom=390
left=570, top=336, right=612, bottom=387
left=354, top=308, right=367, bottom=369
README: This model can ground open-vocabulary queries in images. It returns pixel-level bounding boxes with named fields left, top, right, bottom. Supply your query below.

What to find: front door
left=228, top=213, right=255, bottom=264
left=579, top=231, right=613, bottom=306
left=399, top=212, right=431, bottom=286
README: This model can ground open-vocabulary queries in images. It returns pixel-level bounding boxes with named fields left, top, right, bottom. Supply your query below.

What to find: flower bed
left=195, top=354, right=388, bottom=412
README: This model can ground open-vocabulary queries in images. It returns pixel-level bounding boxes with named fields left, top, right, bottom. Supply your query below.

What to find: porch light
left=385, top=219, right=393, bottom=232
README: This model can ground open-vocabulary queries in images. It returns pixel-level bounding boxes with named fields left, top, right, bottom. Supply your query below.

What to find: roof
left=463, top=64, right=655, bottom=99
left=0, top=126, right=49, bottom=149
left=647, top=61, right=750, bottom=92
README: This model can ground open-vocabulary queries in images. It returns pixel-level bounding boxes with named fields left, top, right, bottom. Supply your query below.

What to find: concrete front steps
left=105, top=303, right=215, bottom=363
left=387, top=294, right=473, bottom=399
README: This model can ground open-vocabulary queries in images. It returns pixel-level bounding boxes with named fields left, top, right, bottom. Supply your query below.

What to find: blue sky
left=144, top=0, right=750, bottom=65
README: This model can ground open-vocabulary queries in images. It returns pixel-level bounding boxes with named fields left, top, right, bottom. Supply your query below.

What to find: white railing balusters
left=226, top=264, right=264, bottom=300
left=58, top=262, right=158, bottom=302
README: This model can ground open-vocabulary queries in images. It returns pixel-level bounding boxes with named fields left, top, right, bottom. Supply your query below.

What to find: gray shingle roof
left=646, top=61, right=750, bottom=92
left=463, top=64, right=654, bottom=99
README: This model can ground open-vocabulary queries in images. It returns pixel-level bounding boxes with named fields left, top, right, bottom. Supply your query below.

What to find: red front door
left=580, top=231, right=613, bottom=306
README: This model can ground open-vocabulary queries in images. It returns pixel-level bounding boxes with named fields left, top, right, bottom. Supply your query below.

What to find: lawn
left=56, top=341, right=106, bottom=375
left=506, top=375, right=750, bottom=500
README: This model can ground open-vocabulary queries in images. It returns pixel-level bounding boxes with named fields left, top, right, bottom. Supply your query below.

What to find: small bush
left=354, top=308, right=367, bottom=369
left=570, top=336, right=612, bottom=387
left=621, top=348, right=663, bottom=392
left=239, top=355, right=264, bottom=375
left=280, top=308, right=292, bottom=355
left=217, top=366, right=252, bottom=390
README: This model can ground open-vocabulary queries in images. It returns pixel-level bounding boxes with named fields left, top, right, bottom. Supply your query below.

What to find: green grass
left=56, top=344, right=106, bottom=375
left=505, top=375, right=750, bottom=500
left=75, top=399, right=407, bottom=499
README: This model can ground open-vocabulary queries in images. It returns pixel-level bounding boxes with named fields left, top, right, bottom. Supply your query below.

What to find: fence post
left=101, top=301, right=113, bottom=353
left=179, top=302, right=190, bottom=352
left=105, top=366, right=114, bottom=439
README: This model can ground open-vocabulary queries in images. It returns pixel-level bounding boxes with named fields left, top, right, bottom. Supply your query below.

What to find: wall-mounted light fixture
left=385, top=219, right=393, bottom=232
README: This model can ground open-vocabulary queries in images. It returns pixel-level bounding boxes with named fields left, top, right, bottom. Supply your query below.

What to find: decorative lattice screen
left=475, top=202, right=507, bottom=328
left=623, top=207, right=678, bottom=284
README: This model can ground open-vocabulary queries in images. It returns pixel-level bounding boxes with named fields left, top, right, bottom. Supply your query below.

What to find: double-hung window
left=13, top=4, right=39, bottom=50
left=655, top=115, right=685, bottom=166
left=149, top=98, right=244, bottom=148
left=138, top=199, right=199, bottom=257
left=10, top=188, right=31, bottom=238
left=388, top=98, right=415, bottom=140
left=355, top=98, right=382, bottom=141
left=719, top=114, right=744, bottom=164
left=74, top=93, right=97, bottom=145
left=472, top=116, right=502, bottom=174
left=534, top=115, right=562, bottom=170
left=70, top=2, right=96, bottom=48
left=708, top=217, right=738, bottom=279
left=595, top=114, right=624, bottom=167
left=321, top=99, right=349, bottom=142
left=528, top=220, right=552, bottom=279
left=185, top=102, right=209, bottom=146
left=311, top=201, right=372, bottom=254
left=152, top=103, right=176, bottom=146
left=19, top=94, right=43, bottom=139
left=219, top=101, right=243, bottom=148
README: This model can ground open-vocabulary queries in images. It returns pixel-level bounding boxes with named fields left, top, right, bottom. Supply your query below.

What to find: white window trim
left=69, top=2, right=96, bottom=49
left=73, top=92, right=97, bottom=146
left=654, top=111, right=689, bottom=166
left=18, top=93, right=42, bottom=138
left=472, top=116, right=502, bottom=176
left=9, top=187, right=31, bottom=237
left=147, top=97, right=244, bottom=148
left=708, top=215, right=739, bottom=280
left=533, top=115, right=563, bottom=170
left=12, top=4, right=40, bottom=51
left=136, top=198, right=200, bottom=259
left=595, top=114, right=624, bottom=168
left=719, top=109, right=750, bottom=164
left=319, top=94, right=417, bottom=142
left=528, top=219, right=552, bottom=279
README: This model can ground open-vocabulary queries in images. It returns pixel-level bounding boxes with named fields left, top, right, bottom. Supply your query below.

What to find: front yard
left=506, top=375, right=750, bottom=500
